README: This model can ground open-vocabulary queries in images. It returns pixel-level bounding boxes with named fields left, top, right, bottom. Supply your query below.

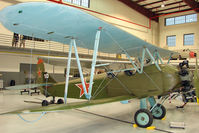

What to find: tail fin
left=36, top=58, right=56, bottom=84
left=36, top=58, right=56, bottom=96
left=36, top=58, right=45, bottom=84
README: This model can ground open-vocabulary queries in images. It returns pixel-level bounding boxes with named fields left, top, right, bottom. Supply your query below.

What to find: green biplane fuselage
left=37, top=59, right=181, bottom=100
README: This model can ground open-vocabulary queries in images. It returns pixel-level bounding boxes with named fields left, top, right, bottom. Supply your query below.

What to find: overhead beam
left=148, top=1, right=183, bottom=10
left=118, top=0, right=158, bottom=22
left=1, top=0, right=20, bottom=4
left=157, top=8, right=192, bottom=15
left=142, top=0, right=169, bottom=7
left=135, top=0, right=147, bottom=4
left=155, top=5, right=188, bottom=13
left=182, top=0, right=199, bottom=12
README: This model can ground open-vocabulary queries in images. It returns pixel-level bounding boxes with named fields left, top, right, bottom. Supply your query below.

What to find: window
left=63, top=0, right=90, bottom=8
left=186, top=14, right=197, bottom=23
left=167, top=36, right=176, bottom=47
left=166, top=18, right=174, bottom=26
left=165, top=14, right=197, bottom=26
left=184, top=34, right=194, bottom=46
left=81, top=0, right=89, bottom=7
left=73, top=0, right=81, bottom=5
left=64, top=0, right=71, bottom=2
left=175, top=16, right=185, bottom=24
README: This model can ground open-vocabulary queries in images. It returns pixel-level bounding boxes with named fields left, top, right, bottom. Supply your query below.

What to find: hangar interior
left=0, top=0, right=199, bottom=133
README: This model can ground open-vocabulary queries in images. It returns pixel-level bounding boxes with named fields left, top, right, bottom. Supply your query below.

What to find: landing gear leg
left=50, top=96, right=55, bottom=104
left=149, top=96, right=166, bottom=119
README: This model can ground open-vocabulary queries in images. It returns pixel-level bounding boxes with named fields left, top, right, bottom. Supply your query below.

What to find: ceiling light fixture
left=161, top=1, right=165, bottom=8
left=161, top=4, right=165, bottom=8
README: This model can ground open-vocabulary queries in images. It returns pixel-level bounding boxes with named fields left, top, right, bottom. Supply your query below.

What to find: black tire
left=42, top=100, right=49, bottom=106
left=151, top=104, right=166, bottom=119
left=57, top=99, right=64, bottom=104
left=134, top=109, right=153, bottom=128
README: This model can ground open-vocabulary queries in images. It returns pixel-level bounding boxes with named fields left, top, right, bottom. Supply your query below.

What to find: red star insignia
left=37, top=68, right=41, bottom=78
left=75, top=79, right=91, bottom=98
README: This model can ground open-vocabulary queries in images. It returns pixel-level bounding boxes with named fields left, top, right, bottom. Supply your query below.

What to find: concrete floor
left=0, top=90, right=199, bottom=133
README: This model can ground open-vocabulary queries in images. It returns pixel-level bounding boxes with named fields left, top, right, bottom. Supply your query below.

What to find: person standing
left=12, top=33, right=19, bottom=47
left=20, top=35, right=26, bottom=48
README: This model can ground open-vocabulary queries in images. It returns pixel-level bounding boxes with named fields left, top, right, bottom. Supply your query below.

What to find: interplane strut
left=64, top=28, right=164, bottom=103
left=64, top=28, right=102, bottom=103
left=153, top=50, right=163, bottom=64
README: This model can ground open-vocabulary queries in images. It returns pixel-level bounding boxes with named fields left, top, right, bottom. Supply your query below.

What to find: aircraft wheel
left=151, top=104, right=166, bottom=119
left=57, top=99, right=64, bottom=104
left=134, top=109, right=153, bottom=128
left=42, top=100, right=49, bottom=106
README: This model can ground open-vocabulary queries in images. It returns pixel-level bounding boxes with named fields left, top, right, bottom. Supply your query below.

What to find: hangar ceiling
left=119, top=0, right=199, bottom=21
left=1, top=0, right=20, bottom=4
left=2, top=0, right=199, bottom=22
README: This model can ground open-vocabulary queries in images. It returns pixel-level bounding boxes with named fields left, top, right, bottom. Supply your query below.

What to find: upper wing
left=0, top=2, right=176, bottom=57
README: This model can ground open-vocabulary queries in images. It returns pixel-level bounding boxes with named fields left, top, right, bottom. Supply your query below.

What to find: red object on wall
left=189, top=51, right=196, bottom=58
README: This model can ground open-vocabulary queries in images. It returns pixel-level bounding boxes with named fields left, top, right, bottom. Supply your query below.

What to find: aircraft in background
left=1, top=2, right=199, bottom=128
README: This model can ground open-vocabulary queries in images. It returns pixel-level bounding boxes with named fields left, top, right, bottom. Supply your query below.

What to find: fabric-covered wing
left=0, top=2, right=175, bottom=57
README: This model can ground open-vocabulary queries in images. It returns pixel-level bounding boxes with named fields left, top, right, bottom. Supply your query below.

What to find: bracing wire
left=103, top=29, right=162, bottom=94
left=92, top=75, right=107, bottom=97
left=143, top=71, right=162, bottom=91
left=44, top=38, right=51, bottom=98
left=28, top=34, right=34, bottom=94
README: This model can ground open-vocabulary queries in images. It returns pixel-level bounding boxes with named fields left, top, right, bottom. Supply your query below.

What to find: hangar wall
left=0, top=2, right=13, bottom=35
left=159, top=11, right=199, bottom=51
left=0, top=53, right=65, bottom=74
left=0, top=53, right=65, bottom=86
left=89, top=0, right=159, bottom=46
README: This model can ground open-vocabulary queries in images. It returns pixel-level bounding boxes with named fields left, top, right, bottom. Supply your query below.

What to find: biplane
left=1, top=2, right=199, bottom=128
